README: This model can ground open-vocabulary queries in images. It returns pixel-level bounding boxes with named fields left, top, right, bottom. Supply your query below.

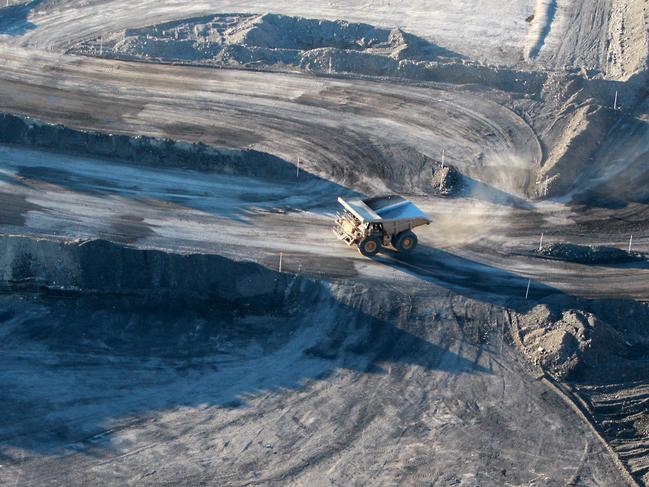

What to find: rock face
left=0, top=112, right=306, bottom=181
left=535, top=243, right=646, bottom=264
left=0, top=235, right=303, bottom=310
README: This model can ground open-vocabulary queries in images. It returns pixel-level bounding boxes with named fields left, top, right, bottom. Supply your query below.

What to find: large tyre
left=394, top=230, right=418, bottom=253
left=358, top=236, right=382, bottom=257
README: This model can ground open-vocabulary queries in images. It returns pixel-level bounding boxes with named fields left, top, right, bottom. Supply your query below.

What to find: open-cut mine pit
left=0, top=0, right=648, bottom=485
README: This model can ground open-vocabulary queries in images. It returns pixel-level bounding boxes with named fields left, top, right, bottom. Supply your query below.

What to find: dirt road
left=0, top=1, right=648, bottom=486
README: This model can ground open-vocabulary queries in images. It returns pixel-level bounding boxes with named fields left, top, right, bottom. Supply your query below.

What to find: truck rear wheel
left=358, top=236, right=381, bottom=257
left=394, top=230, right=418, bottom=253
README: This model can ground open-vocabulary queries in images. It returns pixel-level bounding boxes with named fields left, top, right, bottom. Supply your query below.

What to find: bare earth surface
left=0, top=1, right=648, bottom=486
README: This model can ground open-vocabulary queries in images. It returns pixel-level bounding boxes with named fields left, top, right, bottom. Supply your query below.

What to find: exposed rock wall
left=0, top=112, right=304, bottom=181
left=0, top=235, right=313, bottom=310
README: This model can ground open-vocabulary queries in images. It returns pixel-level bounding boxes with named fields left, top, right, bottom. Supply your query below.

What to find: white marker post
left=525, top=279, right=531, bottom=300
left=279, top=252, right=283, bottom=273
left=628, top=235, right=633, bottom=253
left=614, top=91, right=619, bottom=111
left=499, top=320, right=504, bottom=355
left=539, top=232, right=544, bottom=251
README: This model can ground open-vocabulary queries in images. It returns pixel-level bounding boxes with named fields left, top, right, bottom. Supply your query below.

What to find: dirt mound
left=514, top=297, right=649, bottom=382
left=228, top=14, right=398, bottom=52
left=530, top=67, right=647, bottom=199
left=605, top=0, right=649, bottom=81
left=523, top=0, right=557, bottom=61
left=535, top=243, right=646, bottom=264
left=78, top=13, right=446, bottom=65
left=430, top=161, right=462, bottom=196
left=69, top=12, right=548, bottom=95
left=516, top=305, right=594, bottom=379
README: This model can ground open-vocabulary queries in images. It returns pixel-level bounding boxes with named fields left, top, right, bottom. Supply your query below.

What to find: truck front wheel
left=358, top=236, right=382, bottom=257
left=394, top=231, right=418, bottom=253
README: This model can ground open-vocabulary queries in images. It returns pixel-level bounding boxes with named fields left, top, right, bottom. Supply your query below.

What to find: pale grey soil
left=0, top=241, right=628, bottom=486
left=0, top=1, right=648, bottom=486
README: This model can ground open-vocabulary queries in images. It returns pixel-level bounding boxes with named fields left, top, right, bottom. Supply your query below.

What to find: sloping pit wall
left=0, top=235, right=448, bottom=357
left=0, top=235, right=320, bottom=311
left=93, top=45, right=549, bottom=96
left=537, top=103, right=618, bottom=196
left=0, top=112, right=305, bottom=181
left=397, top=59, right=548, bottom=95
left=304, top=52, right=549, bottom=95
left=535, top=71, right=648, bottom=197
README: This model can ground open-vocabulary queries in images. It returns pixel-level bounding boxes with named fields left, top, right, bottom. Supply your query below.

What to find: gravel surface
left=0, top=1, right=648, bottom=485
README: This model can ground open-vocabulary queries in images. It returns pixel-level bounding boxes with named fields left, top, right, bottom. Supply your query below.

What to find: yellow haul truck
left=334, top=194, right=431, bottom=257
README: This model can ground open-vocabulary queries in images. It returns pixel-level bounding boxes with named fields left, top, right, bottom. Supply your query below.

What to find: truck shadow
left=374, top=245, right=564, bottom=313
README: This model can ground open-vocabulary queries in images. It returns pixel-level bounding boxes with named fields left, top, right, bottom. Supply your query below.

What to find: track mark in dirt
left=99, top=214, right=155, bottom=244
left=577, top=382, right=649, bottom=485
left=0, top=192, right=40, bottom=226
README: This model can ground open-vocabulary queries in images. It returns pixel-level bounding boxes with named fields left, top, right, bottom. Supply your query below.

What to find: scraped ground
left=0, top=0, right=648, bottom=486
left=6, top=0, right=646, bottom=73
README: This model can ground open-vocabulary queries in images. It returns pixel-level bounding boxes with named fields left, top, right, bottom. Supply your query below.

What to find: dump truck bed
left=336, top=194, right=431, bottom=243
left=337, top=195, right=431, bottom=224
left=365, top=195, right=430, bottom=222
left=337, top=197, right=382, bottom=223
